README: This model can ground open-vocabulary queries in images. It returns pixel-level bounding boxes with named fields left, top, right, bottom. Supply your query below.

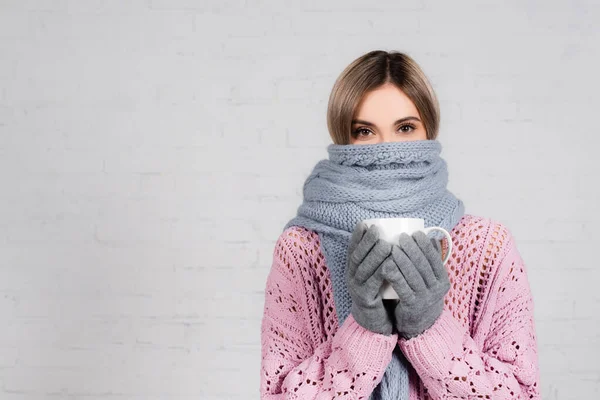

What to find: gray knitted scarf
left=283, top=139, right=465, bottom=399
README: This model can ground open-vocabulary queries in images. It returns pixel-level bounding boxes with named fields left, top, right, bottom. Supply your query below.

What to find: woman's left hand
left=381, top=231, right=451, bottom=339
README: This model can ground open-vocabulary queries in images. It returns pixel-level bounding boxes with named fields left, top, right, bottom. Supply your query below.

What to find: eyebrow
left=351, top=116, right=421, bottom=126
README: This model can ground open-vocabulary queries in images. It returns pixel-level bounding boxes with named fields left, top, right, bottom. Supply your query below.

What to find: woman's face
left=349, top=82, right=428, bottom=145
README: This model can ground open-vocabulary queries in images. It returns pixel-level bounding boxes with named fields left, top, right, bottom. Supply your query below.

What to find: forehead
left=354, top=85, right=419, bottom=120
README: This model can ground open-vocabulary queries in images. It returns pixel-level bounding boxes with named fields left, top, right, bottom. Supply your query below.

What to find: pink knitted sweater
left=260, top=214, right=541, bottom=399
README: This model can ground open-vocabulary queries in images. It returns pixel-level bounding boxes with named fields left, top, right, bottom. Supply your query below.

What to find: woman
left=260, top=50, right=540, bottom=399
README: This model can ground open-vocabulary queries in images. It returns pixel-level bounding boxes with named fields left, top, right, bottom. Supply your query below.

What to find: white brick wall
left=0, top=0, right=598, bottom=398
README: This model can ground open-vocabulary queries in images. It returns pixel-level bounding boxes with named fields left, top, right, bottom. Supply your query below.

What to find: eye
left=399, top=123, right=417, bottom=133
left=351, top=127, right=373, bottom=137
left=351, top=123, right=418, bottom=139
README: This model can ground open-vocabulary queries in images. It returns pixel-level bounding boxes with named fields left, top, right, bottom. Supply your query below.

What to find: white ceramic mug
left=361, top=217, right=453, bottom=300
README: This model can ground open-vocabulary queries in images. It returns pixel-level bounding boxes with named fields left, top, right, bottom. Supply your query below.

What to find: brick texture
left=0, top=0, right=598, bottom=399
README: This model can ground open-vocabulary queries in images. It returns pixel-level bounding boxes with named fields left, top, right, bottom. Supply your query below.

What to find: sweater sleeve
left=260, top=229, right=398, bottom=399
left=398, top=226, right=541, bottom=399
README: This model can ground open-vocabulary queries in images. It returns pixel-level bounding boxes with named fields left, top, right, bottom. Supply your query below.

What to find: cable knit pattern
left=260, top=214, right=541, bottom=399
left=327, top=139, right=440, bottom=168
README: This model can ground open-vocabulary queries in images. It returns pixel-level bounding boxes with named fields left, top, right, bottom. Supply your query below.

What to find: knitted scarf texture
left=283, top=139, right=465, bottom=400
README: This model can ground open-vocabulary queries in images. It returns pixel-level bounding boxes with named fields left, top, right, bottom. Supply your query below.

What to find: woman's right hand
left=345, top=221, right=396, bottom=336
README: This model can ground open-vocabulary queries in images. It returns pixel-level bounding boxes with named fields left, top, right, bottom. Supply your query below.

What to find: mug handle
left=422, top=227, right=452, bottom=265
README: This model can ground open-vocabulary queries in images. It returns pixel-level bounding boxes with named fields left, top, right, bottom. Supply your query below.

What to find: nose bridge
left=381, top=130, right=396, bottom=143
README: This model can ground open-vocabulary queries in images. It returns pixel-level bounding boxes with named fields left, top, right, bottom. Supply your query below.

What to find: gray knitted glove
left=345, top=222, right=396, bottom=336
left=382, top=231, right=451, bottom=339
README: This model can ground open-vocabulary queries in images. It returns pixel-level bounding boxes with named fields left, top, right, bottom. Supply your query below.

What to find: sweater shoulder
left=277, top=226, right=339, bottom=340
left=279, top=225, right=321, bottom=253
left=451, top=213, right=517, bottom=281
left=449, top=214, right=518, bottom=327
left=276, top=226, right=322, bottom=278
left=452, top=213, right=515, bottom=260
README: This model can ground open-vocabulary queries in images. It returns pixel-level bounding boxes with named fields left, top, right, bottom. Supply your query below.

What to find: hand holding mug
left=345, top=222, right=398, bottom=336
left=382, top=231, right=451, bottom=339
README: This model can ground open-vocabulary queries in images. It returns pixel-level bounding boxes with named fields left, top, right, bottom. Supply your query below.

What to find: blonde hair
left=326, top=50, right=440, bottom=145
